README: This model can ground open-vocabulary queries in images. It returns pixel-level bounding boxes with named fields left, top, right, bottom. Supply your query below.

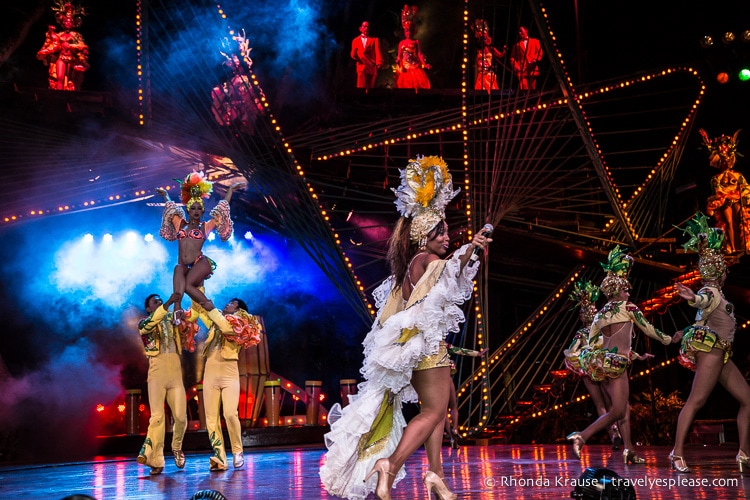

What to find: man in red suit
left=510, top=26, right=543, bottom=91
left=351, top=21, right=383, bottom=89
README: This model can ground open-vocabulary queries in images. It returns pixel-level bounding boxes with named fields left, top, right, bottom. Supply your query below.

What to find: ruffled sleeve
left=209, top=200, right=233, bottom=241
left=159, top=201, right=185, bottom=241
left=223, top=312, right=263, bottom=348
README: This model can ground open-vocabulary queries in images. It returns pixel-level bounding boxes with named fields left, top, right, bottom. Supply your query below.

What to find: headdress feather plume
left=599, top=245, right=633, bottom=298
left=679, top=212, right=726, bottom=281
left=392, top=155, right=459, bottom=245
left=568, top=279, right=600, bottom=325
left=175, top=171, right=213, bottom=206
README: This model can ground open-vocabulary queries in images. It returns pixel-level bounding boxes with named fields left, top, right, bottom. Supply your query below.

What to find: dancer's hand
left=155, top=187, right=173, bottom=202
left=675, top=283, right=695, bottom=302
left=671, top=330, right=685, bottom=344
left=172, top=309, right=184, bottom=326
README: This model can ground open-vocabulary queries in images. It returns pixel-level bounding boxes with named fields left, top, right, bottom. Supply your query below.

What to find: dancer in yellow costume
left=320, top=156, right=491, bottom=500
left=184, top=297, right=262, bottom=471
left=563, top=280, right=622, bottom=449
left=136, top=293, right=188, bottom=475
left=669, top=213, right=750, bottom=473
left=568, top=246, right=673, bottom=464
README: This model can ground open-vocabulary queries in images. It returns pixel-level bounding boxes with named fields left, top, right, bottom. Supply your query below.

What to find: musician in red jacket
left=510, top=26, right=543, bottom=91
left=351, top=21, right=383, bottom=89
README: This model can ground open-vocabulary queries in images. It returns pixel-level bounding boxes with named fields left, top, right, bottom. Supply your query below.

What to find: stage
left=1, top=443, right=747, bottom=499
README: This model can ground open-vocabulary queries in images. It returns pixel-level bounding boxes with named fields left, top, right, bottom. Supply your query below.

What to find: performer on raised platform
left=36, top=1, right=89, bottom=91
left=563, top=280, right=622, bottom=449
left=567, top=246, right=673, bottom=464
left=351, top=21, right=383, bottom=89
left=700, top=129, right=749, bottom=255
left=320, top=156, right=491, bottom=500
left=669, top=213, right=750, bottom=473
left=156, top=172, right=244, bottom=321
left=509, top=26, right=542, bottom=91
left=185, top=297, right=262, bottom=471
left=395, top=5, right=431, bottom=90
left=473, top=19, right=505, bottom=92
left=136, top=293, right=188, bottom=475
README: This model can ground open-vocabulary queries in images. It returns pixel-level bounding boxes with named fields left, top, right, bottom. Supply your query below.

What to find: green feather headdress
left=599, top=245, right=633, bottom=298
left=680, top=212, right=726, bottom=281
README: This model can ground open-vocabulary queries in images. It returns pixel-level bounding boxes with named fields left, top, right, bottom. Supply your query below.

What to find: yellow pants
left=140, top=352, right=187, bottom=468
left=204, top=350, right=243, bottom=466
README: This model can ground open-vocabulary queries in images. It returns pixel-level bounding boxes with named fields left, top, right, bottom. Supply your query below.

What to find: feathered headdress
left=680, top=212, right=726, bottom=281
left=176, top=171, right=213, bottom=208
left=401, top=5, right=418, bottom=31
left=568, top=280, right=600, bottom=326
left=392, top=155, right=459, bottom=247
left=220, top=30, right=253, bottom=70
left=599, top=245, right=633, bottom=298
left=53, top=1, right=86, bottom=29
left=699, top=128, right=742, bottom=170
left=473, top=19, right=489, bottom=40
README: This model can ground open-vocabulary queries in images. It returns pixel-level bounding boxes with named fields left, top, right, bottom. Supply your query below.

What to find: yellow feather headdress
left=392, top=155, right=459, bottom=246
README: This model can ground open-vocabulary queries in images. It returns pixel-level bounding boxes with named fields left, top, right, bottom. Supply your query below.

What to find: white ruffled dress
left=320, top=244, right=477, bottom=499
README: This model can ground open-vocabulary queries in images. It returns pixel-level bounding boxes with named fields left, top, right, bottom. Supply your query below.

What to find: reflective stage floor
left=1, top=443, right=747, bottom=499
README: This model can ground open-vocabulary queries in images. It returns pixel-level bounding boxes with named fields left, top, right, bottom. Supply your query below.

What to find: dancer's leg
left=618, top=403, right=635, bottom=450
left=385, top=366, right=451, bottom=487
left=170, top=264, right=187, bottom=311
left=718, top=360, right=750, bottom=453
left=580, top=375, right=628, bottom=443
left=184, top=258, right=214, bottom=310
left=447, top=381, right=458, bottom=435
left=584, top=377, right=620, bottom=442
left=672, top=349, right=723, bottom=456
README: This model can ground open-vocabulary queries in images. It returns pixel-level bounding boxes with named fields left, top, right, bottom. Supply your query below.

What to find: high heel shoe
left=737, top=450, right=749, bottom=473
left=450, top=429, right=460, bottom=450
left=623, top=448, right=645, bottom=464
left=364, top=458, right=394, bottom=500
left=669, top=450, right=690, bottom=473
left=566, top=432, right=585, bottom=459
left=423, top=471, right=457, bottom=500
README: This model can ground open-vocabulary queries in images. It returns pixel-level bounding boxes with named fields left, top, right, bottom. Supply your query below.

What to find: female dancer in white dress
left=320, top=156, right=491, bottom=499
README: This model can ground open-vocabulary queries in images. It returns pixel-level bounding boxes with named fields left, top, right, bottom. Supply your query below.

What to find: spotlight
left=125, top=232, right=138, bottom=243
left=144, top=233, right=154, bottom=242
left=700, top=35, right=714, bottom=48
left=571, top=467, right=636, bottom=500
left=207, top=232, right=216, bottom=241
left=83, top=234, right=94, bottom=243
left=723, top=31, right=736, bottom=44
left=717, top=71, right=730, bottom=84
left=742, top=30, right=750, bottom=43
left=103, top=234, right=113, bottom=243
left=244, top=231, right=254, bottom=240
left=739, top=68, right=750, bottom=82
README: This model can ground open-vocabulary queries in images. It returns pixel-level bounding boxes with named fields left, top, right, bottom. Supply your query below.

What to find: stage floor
left=0, top=443, right=747, bottom=499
